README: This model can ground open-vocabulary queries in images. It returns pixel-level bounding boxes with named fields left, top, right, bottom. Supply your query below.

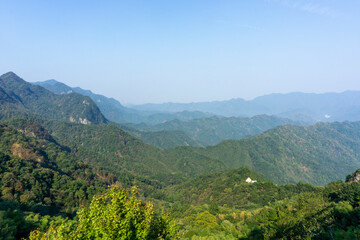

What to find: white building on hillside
left=246, top=177, right=257, bottom=183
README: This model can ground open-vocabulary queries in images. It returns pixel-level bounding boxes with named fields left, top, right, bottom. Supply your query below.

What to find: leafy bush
left=29, top=187, right=178, bottom=240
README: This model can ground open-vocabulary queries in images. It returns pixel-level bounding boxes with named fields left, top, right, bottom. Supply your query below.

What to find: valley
left=1, top=72, right=360, bottom=239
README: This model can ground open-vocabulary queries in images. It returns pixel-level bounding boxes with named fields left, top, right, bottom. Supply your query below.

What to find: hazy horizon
left=1, top=0, right=359, bottom=104
left=30, top=76, right=360, bottom=106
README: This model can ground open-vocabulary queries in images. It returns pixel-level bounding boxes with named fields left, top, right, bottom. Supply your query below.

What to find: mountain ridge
left=33, top=79, right=213, bottom=124
left=0, top=72, right=107, bottom=125
left=131, top=91, right=360, bottom=122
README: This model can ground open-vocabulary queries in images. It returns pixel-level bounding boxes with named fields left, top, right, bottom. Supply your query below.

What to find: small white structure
left=246, top=177, right=257, bottom=183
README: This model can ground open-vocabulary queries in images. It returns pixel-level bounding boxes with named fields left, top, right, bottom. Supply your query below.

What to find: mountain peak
left=0, top=72, right=28, bottom=88
left=0, top=71, right=21, bottom=80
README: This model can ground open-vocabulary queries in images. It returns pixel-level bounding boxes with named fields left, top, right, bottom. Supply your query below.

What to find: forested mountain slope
left=195, top=121, right=360, bottom=185
left=0, top=72, right=107, bottom=124
left=7, top=116, right=360, bottom=187
left=9, top=117, right=360, bottom=187
left=3, top=118, right=360, bottom=239
left=25, top=119, right=224, bottom=185
left=129, top=114, right=303, bottom=146
left=0, top=121, right=110, bottom=238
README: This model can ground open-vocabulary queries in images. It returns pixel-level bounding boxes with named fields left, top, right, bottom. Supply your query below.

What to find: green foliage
left=0, top=209, right=30, bottom=239
left=173, top=181, right=360, bottom=240
left=29, top=187, right=178, bottom=240
left=0, top=122, right=108, bottom=215
left=249, top=193, right=333, bottom=239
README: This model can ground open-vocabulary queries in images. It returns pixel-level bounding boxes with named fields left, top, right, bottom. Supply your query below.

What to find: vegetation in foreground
left=28, top=187, right=178, bottom=240
left=0, top=106, right=360, bottom=238
left=15, top=172, right=360, bottom=240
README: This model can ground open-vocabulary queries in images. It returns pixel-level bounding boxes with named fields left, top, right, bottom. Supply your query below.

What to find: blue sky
left=0, top=0, right=359, bottom=104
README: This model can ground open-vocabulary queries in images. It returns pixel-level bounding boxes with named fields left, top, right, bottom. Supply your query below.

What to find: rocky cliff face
left=346, top=169, right=360, bottom=183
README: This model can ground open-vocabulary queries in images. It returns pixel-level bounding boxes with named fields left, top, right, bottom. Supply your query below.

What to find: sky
left=0, top=0, right=359, bottom=105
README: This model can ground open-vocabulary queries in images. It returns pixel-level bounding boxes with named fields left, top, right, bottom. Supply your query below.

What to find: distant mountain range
left=131, top=91, right=360, bottom=122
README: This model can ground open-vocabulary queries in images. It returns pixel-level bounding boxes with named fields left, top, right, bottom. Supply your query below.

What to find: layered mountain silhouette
left=132, top=91, right=360, bottom=122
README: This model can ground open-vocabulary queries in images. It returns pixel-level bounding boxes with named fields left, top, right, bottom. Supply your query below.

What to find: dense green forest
left=2, top=119, right=360, bottom=239
left=2, top=73, right=360, bottom=239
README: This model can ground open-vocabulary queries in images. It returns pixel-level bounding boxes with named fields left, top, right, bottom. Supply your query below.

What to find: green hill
left=0, top=72, right=107, bottom=125
left=195, top=121, right=360, bottom=185
left=0, top=120, right=112, bottom=238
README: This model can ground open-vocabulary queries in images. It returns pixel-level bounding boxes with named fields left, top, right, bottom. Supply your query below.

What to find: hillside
left=24, top=119, right=224, bottom=185
left=9, top=117, right=360, bottom=187
left=0, top=72, right=107, bottom=125
left=195, top=121, right=360, bottom=185
left=168, top=174, right=360, bottom=239
left=0, top=121, right=111, bottom=238
left=2, top=118, right=360, bottom=239
left=2, top=118, right=359, bottom=239
left=6, top=115, right=360, bottom=187
left=129, top=114, right=303, bottom=146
